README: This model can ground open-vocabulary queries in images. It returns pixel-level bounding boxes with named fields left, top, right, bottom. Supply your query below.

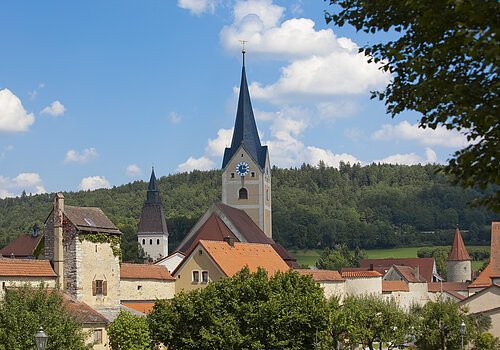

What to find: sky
left=0, top=0, right=470, bottom=198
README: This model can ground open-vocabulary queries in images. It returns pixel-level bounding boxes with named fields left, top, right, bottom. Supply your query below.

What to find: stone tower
left=137, top=168, right=169, bottom=260
left=447, top=226, right=472, bottom=282
left=221, top=50, right=272, bottom=238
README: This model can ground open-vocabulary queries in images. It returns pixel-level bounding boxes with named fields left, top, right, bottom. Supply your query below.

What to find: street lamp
left=460, top=320, right=466, bottom=350
left=34, top=327, right=48, bottom=350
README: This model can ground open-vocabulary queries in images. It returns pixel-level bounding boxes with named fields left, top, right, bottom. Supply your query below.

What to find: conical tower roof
left=448, top=227, right=471, bottom=261
left=222, top=51, right=267, bottom=169
left=138, top=167, right=168, bottom=236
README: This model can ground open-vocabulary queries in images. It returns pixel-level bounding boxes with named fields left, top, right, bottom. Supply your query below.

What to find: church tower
left=447, top=226, right=472, bottom=282
left=137, top=168, right=169, bottom=260
left=222, top=49, right=272, bottom=238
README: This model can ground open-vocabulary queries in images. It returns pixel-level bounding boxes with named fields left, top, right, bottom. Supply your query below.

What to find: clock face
left=236, top=161, right=250, bottom=176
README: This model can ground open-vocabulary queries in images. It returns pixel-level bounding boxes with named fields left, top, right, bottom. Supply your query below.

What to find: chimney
left=53, top=193, right=65, bottom=289
left=415, top=266, right=420, bottom=281
left=223, top=236, right=235, bottom=247
left=369, top=264, right=374, bottom=271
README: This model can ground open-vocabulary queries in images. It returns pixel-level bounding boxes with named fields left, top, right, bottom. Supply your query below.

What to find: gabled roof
left=382, top=280, right=409, bottom=292
left=448, top=227, right=471, bottom=261
left=341, top=270, right=382, bottom=278
left=63, top=205, right=121, bottom=235
left=120, top=263, right=174, bottom=281
left=0, top=233, right=43, bottom=258
left=360, top=258, right=439, bottom=282
left=461, top=284, right=500, bottom=305
left=175, top=202, right=297, bottom=266
left=0, top=258, right=56, bottom=277
left=63, top=294, right=109, bottom=324
left=389, top=265, right=426, bottom=283
left=468, top=263, right=493, bottom=289
left=295, top=269, right=344, bottom=282
left=222, top=58, right=267, bottom=170
left=197, top=240, right=289, bottom=277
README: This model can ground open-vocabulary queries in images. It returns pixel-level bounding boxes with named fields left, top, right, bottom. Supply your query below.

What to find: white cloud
left=305, top=147, right=360, bottom=168
left=0, top=145, right=14, bottom=158
left=0, top=89, right=35, bottom=132
left=205, top=128, right=233, bottom=157
left=344, top=128, right=364, bottom=142
left=178, top=0, right=216, bottom=15
left=64, top=148, right=98, bottom=164
left=126, top=164, right=143, bottom=178
left=176, top=156, right=215, bottom=172
left=28, top=83, right=45, bottom=100
left=169, top=111, right=182, bottom=124
left=41, top=100, right=66, bottom=117
left=373, top=147, right=438, bottom=165
left=0, top=172, right=46, bottom=198
left=79, top=176, right=110, bottom=191
left=372, top=120, right=470, bottom=148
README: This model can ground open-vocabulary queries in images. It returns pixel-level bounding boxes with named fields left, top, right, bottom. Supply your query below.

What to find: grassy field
left=291, top=246, right=489, bottom=270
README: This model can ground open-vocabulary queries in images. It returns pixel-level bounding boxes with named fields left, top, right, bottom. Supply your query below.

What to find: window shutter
left=103, top=281, right=107, bottom=296
left=92, top=280, right=96, bottom=296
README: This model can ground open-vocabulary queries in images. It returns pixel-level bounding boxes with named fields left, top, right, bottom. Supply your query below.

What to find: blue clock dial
left=236, top=161, right=250, bottom=176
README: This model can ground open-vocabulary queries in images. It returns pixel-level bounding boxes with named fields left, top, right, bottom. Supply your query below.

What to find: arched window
left=157, top=239, right=160, bottom=245
left=239, top=187, right=248, bottom=199
left=149, top=239, right=153, bottom=245
left=142, top=239, right=145, bottom=245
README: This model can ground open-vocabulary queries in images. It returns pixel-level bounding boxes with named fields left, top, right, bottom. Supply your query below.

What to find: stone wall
left=447, top=260, right=471, bottom=283
left=120, top=279, right=175, bottom=301
left=0, top=277, right=56, bottom=298
left=345, top=277, right=382, bottom=296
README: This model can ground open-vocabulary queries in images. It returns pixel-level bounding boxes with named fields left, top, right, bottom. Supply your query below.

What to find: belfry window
left=239, top=188, right=248, bottom=199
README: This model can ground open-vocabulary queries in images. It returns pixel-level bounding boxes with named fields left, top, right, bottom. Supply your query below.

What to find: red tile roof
left=0, top=234, right=43, bottom=258
left=360, top=258, right=438, bottom=282
left=469, top=263, right=493, bottom=288
left=444, top=290, right=467, bottom=301
left=0, top=258, right=56, bottom=277
left=121, top=302, right=155, bottom=315
left=63, top=294, right=109, bottom=324
left=428, top=282, right=468, bottom=293
left=341, top=270, right=382, bottom=278
left=120, top=263, right=174, bottom=281
left=295, top=269, right=344, bottom=281
left=392, top=265, right=426, bottom=283
left=382, top=280, right=409, bottom=292
left=448, top=227, right=471, bottom=261
left=199, top=240, right=290, bottom=277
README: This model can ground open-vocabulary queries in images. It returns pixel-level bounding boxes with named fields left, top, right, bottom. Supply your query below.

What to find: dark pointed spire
left=222, top=49, right=267, bottom=169
left=146, top=167, right=161, bottom=204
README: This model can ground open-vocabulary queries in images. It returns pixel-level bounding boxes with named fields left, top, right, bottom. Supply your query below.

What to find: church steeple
left=146, top=167, right=161, bottom=204
left=222, top=50, right=266, bottom=169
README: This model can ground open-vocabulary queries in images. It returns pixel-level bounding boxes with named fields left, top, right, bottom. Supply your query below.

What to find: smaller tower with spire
left=447, top=226, right=472, bottom=282
left=137, top=168, right=169, bottom=261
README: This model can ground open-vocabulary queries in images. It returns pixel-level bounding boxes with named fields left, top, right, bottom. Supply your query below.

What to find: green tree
left=316, top=244, right=366, bottom=270
left=325, top=0, right=500, bottom=211
left=0, top=284, right=89, bottom=350
left=108, top=311, right=151, bottom=350
left=414, top=299, right=479, bottom=350
left=148, top=267, right=330, bottom=350
left=473, top=332, right=500, bottom=350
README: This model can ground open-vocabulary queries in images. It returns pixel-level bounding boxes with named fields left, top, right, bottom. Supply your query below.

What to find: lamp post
left=460, top=320, right=466, bottom=350
left=34, top=327, right=48, bottom=350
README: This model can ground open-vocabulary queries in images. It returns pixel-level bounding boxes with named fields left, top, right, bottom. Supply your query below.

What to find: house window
left=202, top=271, right=209, bottom=283
left=251, top=172, right=255, bottom=178
left=192, top=271, right=200, bottom=283
left=142, top=239, right=145, bottom=245
left=149, top=239, right=153, bottom=245
left=157, top=239, right=160, bottom=245
left=137, top=285, right=142, bottom=290
left=92, top=280, right=107, bottom=296
left=239, top=188, right=248, bottom=199
left=231, top=173, right=235, bottom=179
left=94, top=329, right=103, bottom=344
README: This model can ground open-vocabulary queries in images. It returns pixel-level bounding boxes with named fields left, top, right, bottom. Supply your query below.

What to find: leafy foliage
left=325, top=0, right=500, bottom=210
left=316, top=244, right=366, bottom=270
left=148, top=267, right=329, bottom=350
left=0, top=284, right=89, bottom=350
left=0, top=164, right=496, bottom=259
left=108, top=311, right=151, bottom=350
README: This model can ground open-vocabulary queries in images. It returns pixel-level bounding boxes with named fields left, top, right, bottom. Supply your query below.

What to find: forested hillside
left=0, top=163, right=497, bottom=259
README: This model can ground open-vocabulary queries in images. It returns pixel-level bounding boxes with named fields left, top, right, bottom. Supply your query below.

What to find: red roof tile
left=120, top=263, right=174, bottom=281
left=469, top=263, right=493, bottom=288
left=382, top=280, right=409, bottom=292
left=392, top=265, right=426, bottom=283
left=360, top=258, right=438, bottom=282
left=428, top=282, right=468, bottom=292
left=0, top=258, right=56, bottom=277
left=295, top=269, right=344, bottom=281
left=63, top=294, right=109, bottom=324
left=341, top=270, right=382, bottom=278
left=0, top=234, right=43, bottom=258
left=199, top=240, right=290, bottom=277
left=448, top=227, right=471, bottom=261
left=121, top=302, right=155, bottom=315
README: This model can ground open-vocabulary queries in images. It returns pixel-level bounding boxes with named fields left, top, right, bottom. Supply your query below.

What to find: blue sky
left=0, top=0, right=469, bottom=197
